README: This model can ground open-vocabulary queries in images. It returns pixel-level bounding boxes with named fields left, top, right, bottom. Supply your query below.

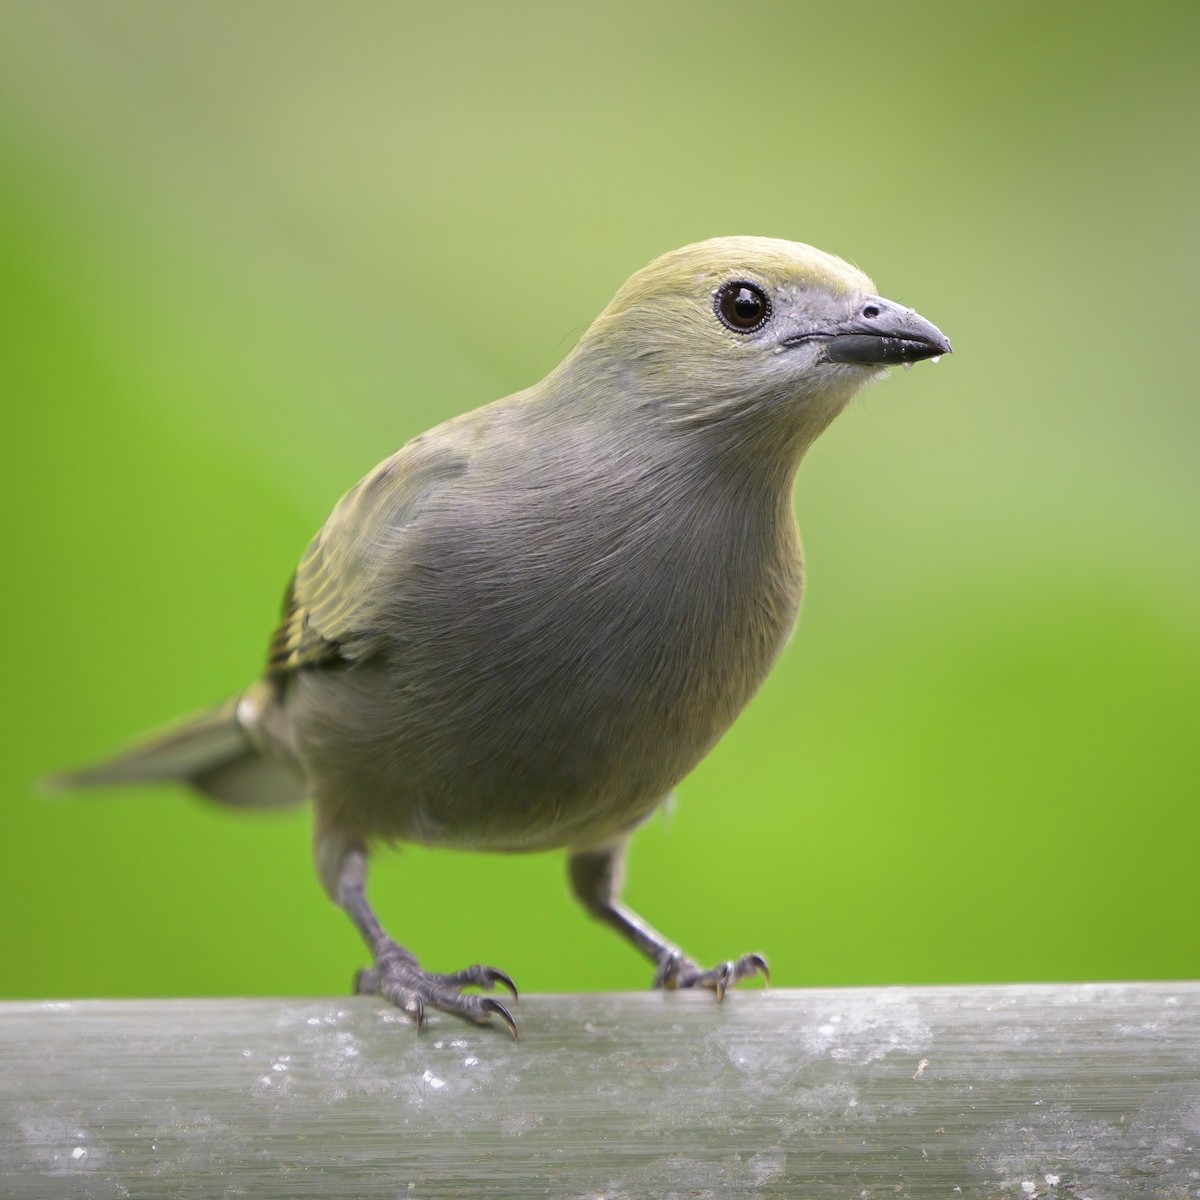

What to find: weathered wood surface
left=1, top=985, right=1197, bottom=1198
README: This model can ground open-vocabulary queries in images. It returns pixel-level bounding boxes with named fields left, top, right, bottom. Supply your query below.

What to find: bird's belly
left=289, top=496, right=802, bottom=853
left=291, top=662, right=720, bottom=851
left=289, top=592, right=791, bottom=852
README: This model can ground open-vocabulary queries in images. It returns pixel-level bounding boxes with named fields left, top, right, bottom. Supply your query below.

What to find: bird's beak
left=821, top=296, right=952, bottom=365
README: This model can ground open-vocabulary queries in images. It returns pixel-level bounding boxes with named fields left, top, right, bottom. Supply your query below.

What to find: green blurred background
left=2, top=1, right=1197, bottom=1003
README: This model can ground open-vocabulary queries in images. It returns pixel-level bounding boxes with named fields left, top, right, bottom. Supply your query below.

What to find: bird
left=56, top=236, right=951, bottom=1037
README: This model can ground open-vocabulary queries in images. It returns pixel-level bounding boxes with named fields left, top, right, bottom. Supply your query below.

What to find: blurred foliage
left=1, top=1, right=1197, bottom=1002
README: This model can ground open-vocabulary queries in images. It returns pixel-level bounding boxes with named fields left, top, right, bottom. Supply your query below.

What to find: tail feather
left=49, top=695, right=306, bottom=809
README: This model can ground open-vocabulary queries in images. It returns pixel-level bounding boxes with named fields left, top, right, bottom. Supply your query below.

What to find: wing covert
left=267, top=428, right=472, bottom=674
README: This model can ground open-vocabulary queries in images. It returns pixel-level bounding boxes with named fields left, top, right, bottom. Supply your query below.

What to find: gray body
left=64, top=237, right=949, bottom=1032
left=283, top=394, right=803, bottom=865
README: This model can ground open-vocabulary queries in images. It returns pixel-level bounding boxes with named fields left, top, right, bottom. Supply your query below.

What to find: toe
left=428, top=990, right=519, bottom=1039
left=361, top=943, right=521, bottom=1036
left=654, top=950, right=769, bottom=998
left=653, top=951, right=687, bottom=990
left=354, top=966, right=381, bottom=995
left=431, top=964, right=519, bottom=1000
left=379, top=981, right=426, bottom=1031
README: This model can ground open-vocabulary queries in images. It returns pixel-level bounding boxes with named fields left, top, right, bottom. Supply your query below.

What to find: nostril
left=861, top=304, right=881, bottom=319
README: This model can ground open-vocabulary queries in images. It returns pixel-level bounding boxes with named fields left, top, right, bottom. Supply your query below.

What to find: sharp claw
left=486, top=967, right=519, bottom=1001
left=652, top=949, right=770, bottom=997
left=361, top=941, right=520, bottom=1037
left=750, top=953, right=770, bottom=987
left=481, top=997, right=519, bottom=1040
left=715, top=961, right=734, bottom=1003
left=405, top=992, right=425, bottom=1032
left=431, top=964, right=520, bottom=1001
left=655, top=951, right=684, bottom=990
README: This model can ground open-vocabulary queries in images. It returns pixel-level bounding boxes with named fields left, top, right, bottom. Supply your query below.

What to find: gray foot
left=654, top=951, right=769, bottom=1001
left=354, top=939, right=519, bottom=1038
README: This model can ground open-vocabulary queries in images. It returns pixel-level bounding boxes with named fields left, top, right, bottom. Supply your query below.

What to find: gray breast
left=289, top=436, right=802, bottom=853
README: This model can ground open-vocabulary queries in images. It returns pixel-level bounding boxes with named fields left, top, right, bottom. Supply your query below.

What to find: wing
left=267, top=423, right=475, bottom=675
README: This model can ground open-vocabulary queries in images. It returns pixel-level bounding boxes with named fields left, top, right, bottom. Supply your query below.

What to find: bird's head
left=567, top=236, right=950, bottom=456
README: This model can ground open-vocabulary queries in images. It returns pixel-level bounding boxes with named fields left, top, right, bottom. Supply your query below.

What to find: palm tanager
left=59, top=236, right=951, bottom=1036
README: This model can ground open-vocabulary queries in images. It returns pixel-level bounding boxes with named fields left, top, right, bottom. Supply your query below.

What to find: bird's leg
left=568, top=843, right=769, bottom=1000
left=333, top=843, right=518, bottom=1037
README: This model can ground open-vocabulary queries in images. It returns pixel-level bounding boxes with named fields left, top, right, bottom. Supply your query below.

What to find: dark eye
left=714, top=280, right=771, bottom=333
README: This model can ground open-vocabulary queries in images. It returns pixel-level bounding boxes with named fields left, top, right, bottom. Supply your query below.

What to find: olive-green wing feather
left=268, top=426, right=474, bottom=674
